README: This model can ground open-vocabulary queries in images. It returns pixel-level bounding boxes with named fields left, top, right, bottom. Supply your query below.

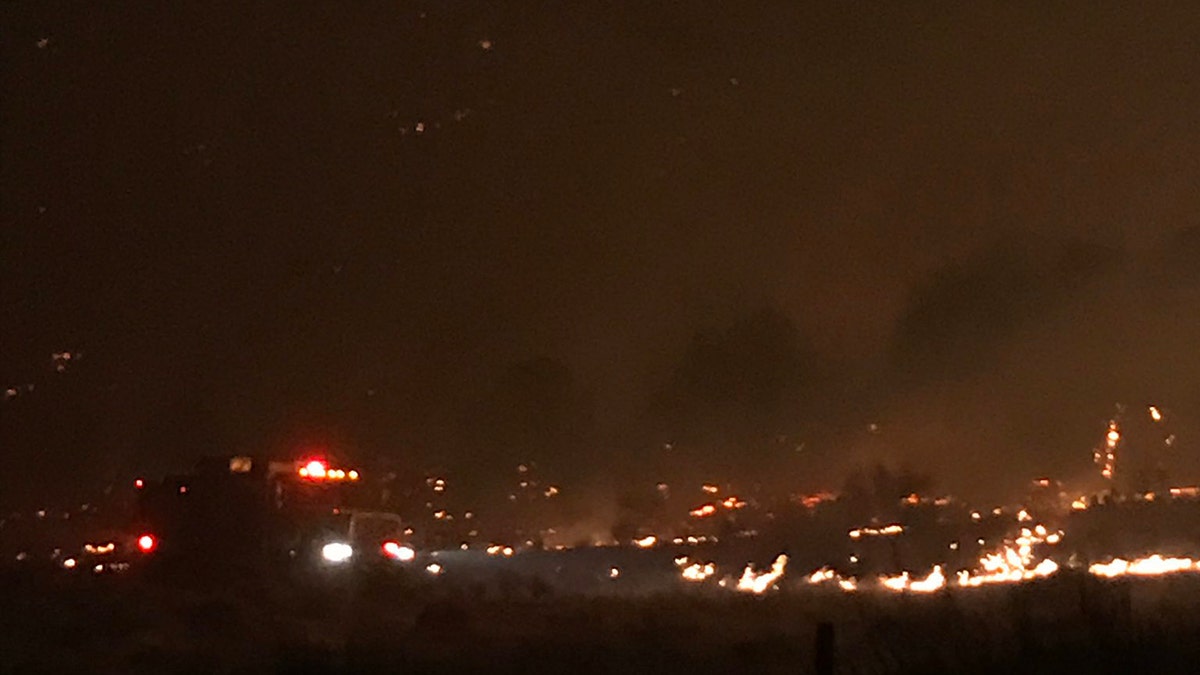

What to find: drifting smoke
left=834, top=229, right=1200, bottom=503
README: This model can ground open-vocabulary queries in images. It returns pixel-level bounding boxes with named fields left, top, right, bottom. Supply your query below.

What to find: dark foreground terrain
left=2, top=562, right=1199, bottom=674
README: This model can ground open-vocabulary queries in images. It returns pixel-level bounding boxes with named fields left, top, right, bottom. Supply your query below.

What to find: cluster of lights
left=1095, top=420, right=1120, bottom=480
left=848, top=524, right=904, bottom=539
left=297, top=460, right=359, bottom=481
left=486, top=544, right=514, bottom=557
left=670, top=535, right=717, bottom=545
left=689, top=495, right=746, bottom=518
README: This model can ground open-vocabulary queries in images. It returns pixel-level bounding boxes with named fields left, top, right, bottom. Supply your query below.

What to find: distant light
left=92, top=564, right=104, bottom=574
left=426, top=563, right=443, bottom=575
left=382, top=541, right=415, bottom=562
left=348, top=470, right=359, bottom=480
left=633, top=535, right=657, bottom=549
left=134, top=478, right=144, bottom=489
left=62, top=557, right=77, bottom=569
left=137, top=534, right=157, bottom=553
left=609, top=566, right=620, bottom=578
left=302, top=460, right=327, bottom=479
left=321, top=542, right=353, bottom=563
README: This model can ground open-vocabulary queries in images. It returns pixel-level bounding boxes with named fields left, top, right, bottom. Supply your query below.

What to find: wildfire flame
left=735, top=554, right=788, bottom=593
left=1089, top=555, right=1200, bottom=578
left=681, top=562, right=716, bottom=582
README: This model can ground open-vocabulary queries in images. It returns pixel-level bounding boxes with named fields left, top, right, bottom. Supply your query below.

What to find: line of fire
left=5, top=403, right=1200, bottom=594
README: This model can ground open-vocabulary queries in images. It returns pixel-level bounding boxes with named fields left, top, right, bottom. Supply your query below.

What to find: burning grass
left=4, top=564, right=1200, bottom=674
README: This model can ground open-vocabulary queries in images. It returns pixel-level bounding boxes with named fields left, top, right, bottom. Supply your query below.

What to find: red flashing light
left=135, top=478, right=144, bottom=489
left=299, top=460, right=327, bottom=479
left=137, top=534, right=157, bottom=553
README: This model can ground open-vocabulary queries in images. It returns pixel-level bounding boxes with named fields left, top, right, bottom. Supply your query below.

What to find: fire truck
left=132, top=455, right=414, bottom=568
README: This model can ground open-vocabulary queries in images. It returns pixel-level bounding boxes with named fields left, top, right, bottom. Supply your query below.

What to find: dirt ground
left=2, top=564, right=1199, bottom=674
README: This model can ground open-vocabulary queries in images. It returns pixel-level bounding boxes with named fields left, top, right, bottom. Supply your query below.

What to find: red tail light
left=381, top=540, right=415, bottom=562
left=137, top=534, right=157, bottom=553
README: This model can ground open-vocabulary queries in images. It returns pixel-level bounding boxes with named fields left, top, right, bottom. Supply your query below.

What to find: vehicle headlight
left=321, top=542, right=353, bottom=563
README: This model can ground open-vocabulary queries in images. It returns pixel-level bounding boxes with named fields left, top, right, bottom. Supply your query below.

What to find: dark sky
left=4, top=2, right=1200, bottom=508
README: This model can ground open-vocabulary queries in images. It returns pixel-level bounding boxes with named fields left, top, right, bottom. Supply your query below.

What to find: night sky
left=5, top=2, right=1200, bottom=509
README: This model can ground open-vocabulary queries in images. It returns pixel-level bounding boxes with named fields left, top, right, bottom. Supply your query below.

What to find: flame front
left=1089, top=555, right=1200, bottom=578
left=736, top=554, right=788, bottom=593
